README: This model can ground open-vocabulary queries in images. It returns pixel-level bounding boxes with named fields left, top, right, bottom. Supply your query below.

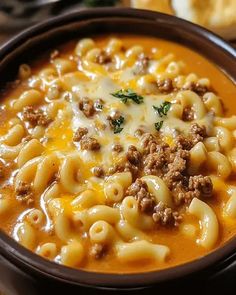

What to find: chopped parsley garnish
left=153, top=101, right=171, bottom=117
left=153, top=101, right=171, bottom=131
left=155, top=121, right=163, bottom=131
left=111, top=116, right=125, bottom=134
left=111, top=89, right=144, bottom=104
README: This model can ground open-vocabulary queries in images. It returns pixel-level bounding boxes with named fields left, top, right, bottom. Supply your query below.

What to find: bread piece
left=131, top=0, right=236, bottom=39
left=172, top=0, right=236, bottom=39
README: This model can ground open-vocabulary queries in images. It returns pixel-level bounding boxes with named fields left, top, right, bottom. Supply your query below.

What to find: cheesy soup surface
left=0, top=35, right=236, bottom=273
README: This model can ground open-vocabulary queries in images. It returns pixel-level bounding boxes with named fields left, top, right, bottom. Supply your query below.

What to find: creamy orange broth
left=0, top=35, right=236, bottom=273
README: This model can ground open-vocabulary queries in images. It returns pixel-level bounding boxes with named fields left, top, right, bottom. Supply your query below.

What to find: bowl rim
left=0, top=7, right=236, bottom=288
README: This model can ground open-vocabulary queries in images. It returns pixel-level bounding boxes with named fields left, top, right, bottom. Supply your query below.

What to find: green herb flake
left=111, top=89, right=144, bottom=104
left=155, top=121, right=163, bottom=131
left=111, top=116, right=125, bottom=134
left=153, top=101, right=171, bottom=117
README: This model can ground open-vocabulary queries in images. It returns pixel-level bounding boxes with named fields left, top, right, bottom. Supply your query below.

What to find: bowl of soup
left=0, top=8, right=236, bottom=290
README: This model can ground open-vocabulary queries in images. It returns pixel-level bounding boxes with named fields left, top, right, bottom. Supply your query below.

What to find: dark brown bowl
left=0, top=8, right=236, bottom=290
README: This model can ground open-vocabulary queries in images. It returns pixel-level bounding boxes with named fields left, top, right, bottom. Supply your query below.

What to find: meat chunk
left=126, top=145, right=142, bottom=166
left=157, top=78, right=173, bottom=93
left=164, top=149, right=189, bottom=181
left=153, top=201, right=182, bottom=227
left=141, top=133, right=160, bottom=154
left=143, top=152, right=165, bottom=176
left=80, top=136, right=100, bottom=151
left=163, top=150, right=189, bottom=192
left=126, top=179, right=181, bottom=226
left=175, top=135, right=193, bottom=151
left=15, top=181, right=34, bottom=205
left=112, top=144, right=123, bottom=153
left=175, top=124, right=206, bottom=150
left=182, top=106, right=194, bottom=121
left=92, top=166, right=104, bottom=178
left=189, top=123, right=206, bottom=145
left=183, top=82, right=209, bottom=96
left=126, top=178, right=155, bottom=213
left=108, top=161, right=139, bottom=178
left=96, top=51, right=112, bottom=65
left=73, top=127, right=88, bottom=142
left=109, top=145, right=141, bottom=177
left=169, top=150, right=189, bottom=172
left=90, top=243, right=106, bottom=259
left=23, top=106, right=52, bottom=127
left=78, top=98, right=95, bottom=117
left=189, top=175, right=213, bottom=198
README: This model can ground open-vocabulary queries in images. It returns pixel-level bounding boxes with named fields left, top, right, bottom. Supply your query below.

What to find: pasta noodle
left=189, top=198, right=219, bottom=249
left=224, top=193, right=236, bottom=219
left=115, top=240, right=170, bottom=263
left=37, top=242, right=57, bottom=260
left=60, top=241, right=84, bottom=267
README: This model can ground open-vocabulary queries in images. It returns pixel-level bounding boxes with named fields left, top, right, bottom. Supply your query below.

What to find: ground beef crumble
left=153, top=77, right=213, bottom=97
left=96, top=51, right=112, bottom=65
left=92, top=166, right=104, bottom=178
left=126, top=179, right=155, bottom=213
left=189, top=123, right=206, bottom=145
left=23, top=106, right=52, bottom=127
left=73, top=127, right=88, bottom=142
left=141, top=133, right=162, bottom=155
left=112, top=144, right=123, bottom=153
left=78, top=98, right=95, bottom=117
left=175, top=123, right=206, bottom=150
left=108, top=122, right=213, bottom=227
left=15, top=181, right=34, bottom=205
left=157, top=78, right=174, bottom=94
left=80, top=136, right=100, bottom=151
left=182, top=106, right=194, bottom=121
left=188, top=175, right=213, bottom=198
left=90, top=243, right=106, bottom=259
left=126, top=179, right=181, bottom=226
left=108, top=160, right=139, bottom=179
left=175, top=135, right=193, bottom=151
left=108, top=145, right=142, bottom=178
left=143, top=143, right=170, bottom=175
left=153, top=201, right=182, bottom=227
left=126, top=145, right=142, bottom=166
left=183, top=82, right=210, bottom=96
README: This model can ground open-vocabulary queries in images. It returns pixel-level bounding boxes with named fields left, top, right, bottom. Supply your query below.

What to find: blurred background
left=0, top=0, right=235, bottom=46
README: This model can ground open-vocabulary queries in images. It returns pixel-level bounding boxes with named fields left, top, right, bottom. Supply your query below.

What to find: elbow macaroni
left=189, top=198, right=219, bottom=249
left=115, top=240, right=170, bottom=263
